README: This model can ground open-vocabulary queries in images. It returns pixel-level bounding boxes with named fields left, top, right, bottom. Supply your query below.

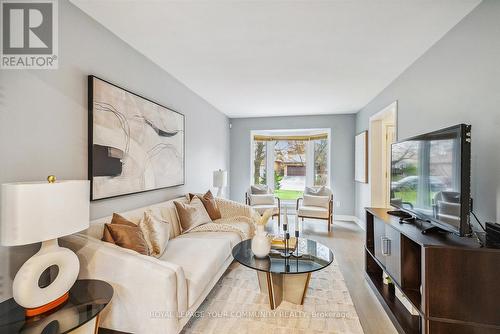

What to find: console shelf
left=364, top=208, right=500, bottom=334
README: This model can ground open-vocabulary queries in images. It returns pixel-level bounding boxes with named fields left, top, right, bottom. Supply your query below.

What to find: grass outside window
left=274, top=189, right=303, bottom=200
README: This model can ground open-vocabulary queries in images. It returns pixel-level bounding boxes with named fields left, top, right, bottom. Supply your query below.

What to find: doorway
left=369, top=102, right=397, bottom=208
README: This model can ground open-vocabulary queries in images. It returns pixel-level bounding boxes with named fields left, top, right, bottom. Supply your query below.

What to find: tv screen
left=390, top=124, right=471, bottom=235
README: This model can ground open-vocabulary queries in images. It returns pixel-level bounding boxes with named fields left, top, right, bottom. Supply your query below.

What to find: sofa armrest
left=61, top=234, right=186, bottom=334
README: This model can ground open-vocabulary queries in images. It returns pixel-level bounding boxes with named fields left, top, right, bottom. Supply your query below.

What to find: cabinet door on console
left=384, top=226, right=401, bottom=285
left=373, top=218, right=386, bottom=266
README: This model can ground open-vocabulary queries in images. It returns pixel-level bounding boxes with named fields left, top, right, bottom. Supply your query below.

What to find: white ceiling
left=71, top=0, right=480, bottom=118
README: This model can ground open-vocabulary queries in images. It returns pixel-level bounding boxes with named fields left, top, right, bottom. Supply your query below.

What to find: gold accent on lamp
left=47, top=175, right=57, bottom=184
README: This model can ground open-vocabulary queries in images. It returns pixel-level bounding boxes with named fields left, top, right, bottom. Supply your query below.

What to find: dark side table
left=0, top=279, right=113, bottom=334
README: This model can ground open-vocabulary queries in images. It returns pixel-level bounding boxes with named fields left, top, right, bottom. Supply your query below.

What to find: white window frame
left=250, top=129, right=331, bottom=191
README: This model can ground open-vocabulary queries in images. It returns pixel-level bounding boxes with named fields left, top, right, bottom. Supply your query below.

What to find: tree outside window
left=253, top=141, right=267, bottom=185
left=314, top=139, right=328, bottom=186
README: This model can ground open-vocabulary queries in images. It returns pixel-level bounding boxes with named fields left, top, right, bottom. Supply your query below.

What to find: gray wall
left=355, top=0, right=500, bottom=227
left=0, top=1, right=229, bottom=302
left=229, top=114, right=356, bottom=216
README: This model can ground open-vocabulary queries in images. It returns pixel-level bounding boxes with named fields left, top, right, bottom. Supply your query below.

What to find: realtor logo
left=1, top=0, right=58, bottom=69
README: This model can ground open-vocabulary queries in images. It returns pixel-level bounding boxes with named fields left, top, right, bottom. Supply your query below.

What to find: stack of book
left=270, top=236, right=297, bottom=251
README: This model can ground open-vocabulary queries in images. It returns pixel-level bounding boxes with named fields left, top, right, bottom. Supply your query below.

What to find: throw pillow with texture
left=139, top=210, right=170, bottom=258
left=249, top=194, right=275, bottom=205
left=305, top=186, right=330, bottom=196
left=251, top=185, right=269, bottom=194
left=188, top=190, right=222, bottom=220
left=102, top=213, right=149, bottom=255
left=174, top=196, right=212, bottom=233
left=303, top=194, right=330, bottom=208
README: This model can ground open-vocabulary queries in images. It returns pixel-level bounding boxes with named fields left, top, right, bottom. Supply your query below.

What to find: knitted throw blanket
left=188, top=216, right=254, bottom=240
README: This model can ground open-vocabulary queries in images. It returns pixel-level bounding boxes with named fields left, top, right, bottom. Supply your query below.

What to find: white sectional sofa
left=61, top=196, right=257, bottom=334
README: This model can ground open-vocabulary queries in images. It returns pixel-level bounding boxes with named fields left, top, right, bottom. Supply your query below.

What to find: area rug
left=181, top=261, right=364, bottom=334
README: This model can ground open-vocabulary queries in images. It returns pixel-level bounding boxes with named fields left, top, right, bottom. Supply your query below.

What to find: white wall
left=355, top=0, right=500, bottom=227
left=0, top=1, right=229, bottom=302
left=229, top=114, right=356, bottom=216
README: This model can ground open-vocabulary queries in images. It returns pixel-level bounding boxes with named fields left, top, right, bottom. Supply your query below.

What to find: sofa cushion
left=160, top=235, right=232, bottom=307
left=298, top=205, right=329, bottom=219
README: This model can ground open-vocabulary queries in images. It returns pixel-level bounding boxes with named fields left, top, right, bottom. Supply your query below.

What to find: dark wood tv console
left=364, top=208, right=500, bottom=334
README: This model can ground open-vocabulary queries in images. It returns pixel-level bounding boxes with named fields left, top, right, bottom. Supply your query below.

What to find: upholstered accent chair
left=245, top=185, right=281, bottom=225
left=296, top=186, right=333, bottom=231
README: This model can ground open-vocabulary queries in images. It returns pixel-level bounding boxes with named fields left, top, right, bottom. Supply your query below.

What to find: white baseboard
left=334, top=215, right=366, bottom=231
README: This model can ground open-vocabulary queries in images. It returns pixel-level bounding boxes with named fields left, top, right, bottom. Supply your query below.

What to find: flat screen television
left=390, top=124, right=472, bottom=236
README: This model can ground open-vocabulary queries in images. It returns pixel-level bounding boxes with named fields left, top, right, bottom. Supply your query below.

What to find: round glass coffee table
left=232, top=238, right=333, bottom=309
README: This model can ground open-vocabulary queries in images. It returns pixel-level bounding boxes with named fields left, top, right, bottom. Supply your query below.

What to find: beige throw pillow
left=188, top=190, right=222, bottom=220
left=251, top=185, right=269, bottom=194
left=174, top=196, right=212, bottom=233
left=303, top=194, right=330, bottom=208
left=139, top=210, right=170, bottom=258
left=250, top=194, right=275, bottom=205
left=305, top=186, right=330, bottom=196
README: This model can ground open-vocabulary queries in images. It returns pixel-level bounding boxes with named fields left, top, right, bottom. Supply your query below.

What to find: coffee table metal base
left=257, top=272, right=311, bottom=310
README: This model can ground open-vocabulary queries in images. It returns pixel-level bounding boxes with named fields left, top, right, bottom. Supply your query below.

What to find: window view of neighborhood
left=274, top=140, right=306, bottom=200
left=251, top=130, right=330, bottom=201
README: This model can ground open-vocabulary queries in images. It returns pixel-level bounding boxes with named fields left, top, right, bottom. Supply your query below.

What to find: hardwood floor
left=266, top=217, right=398, bottom=334
left=99, top=217, right=397, bottom=334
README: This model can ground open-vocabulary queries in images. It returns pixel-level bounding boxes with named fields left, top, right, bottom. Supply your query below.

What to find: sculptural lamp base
left=12, top=239, right=80, bottom=317
left=25, top=292, right=69, bottom=317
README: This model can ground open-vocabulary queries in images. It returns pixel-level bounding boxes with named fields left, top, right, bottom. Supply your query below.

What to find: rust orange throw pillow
left=102, top=213, right=149, bottom=255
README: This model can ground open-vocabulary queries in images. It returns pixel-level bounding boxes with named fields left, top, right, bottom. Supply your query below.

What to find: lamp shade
left=213, top=170, right=227, bottom=188
left=1, top=180, right=90, bottom=246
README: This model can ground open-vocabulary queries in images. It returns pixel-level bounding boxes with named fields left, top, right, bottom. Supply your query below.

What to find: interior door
left=384, top=125, right=396, bottom=207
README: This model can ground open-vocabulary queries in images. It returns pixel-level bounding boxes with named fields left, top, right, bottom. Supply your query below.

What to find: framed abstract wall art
left=88, top=76, right=185, bottom=200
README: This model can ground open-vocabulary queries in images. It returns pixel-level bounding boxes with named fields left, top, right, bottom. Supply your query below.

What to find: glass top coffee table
left=232, top=238, right=333, bottom=309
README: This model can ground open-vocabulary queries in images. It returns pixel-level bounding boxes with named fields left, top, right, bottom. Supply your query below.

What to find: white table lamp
left=213, top=170, right=227, bottom=197
left=0, top=176, right=90, bottom=316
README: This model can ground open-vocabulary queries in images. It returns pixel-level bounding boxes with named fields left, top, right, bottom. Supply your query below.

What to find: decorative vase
left=251, top=225, right=271, bottom=258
